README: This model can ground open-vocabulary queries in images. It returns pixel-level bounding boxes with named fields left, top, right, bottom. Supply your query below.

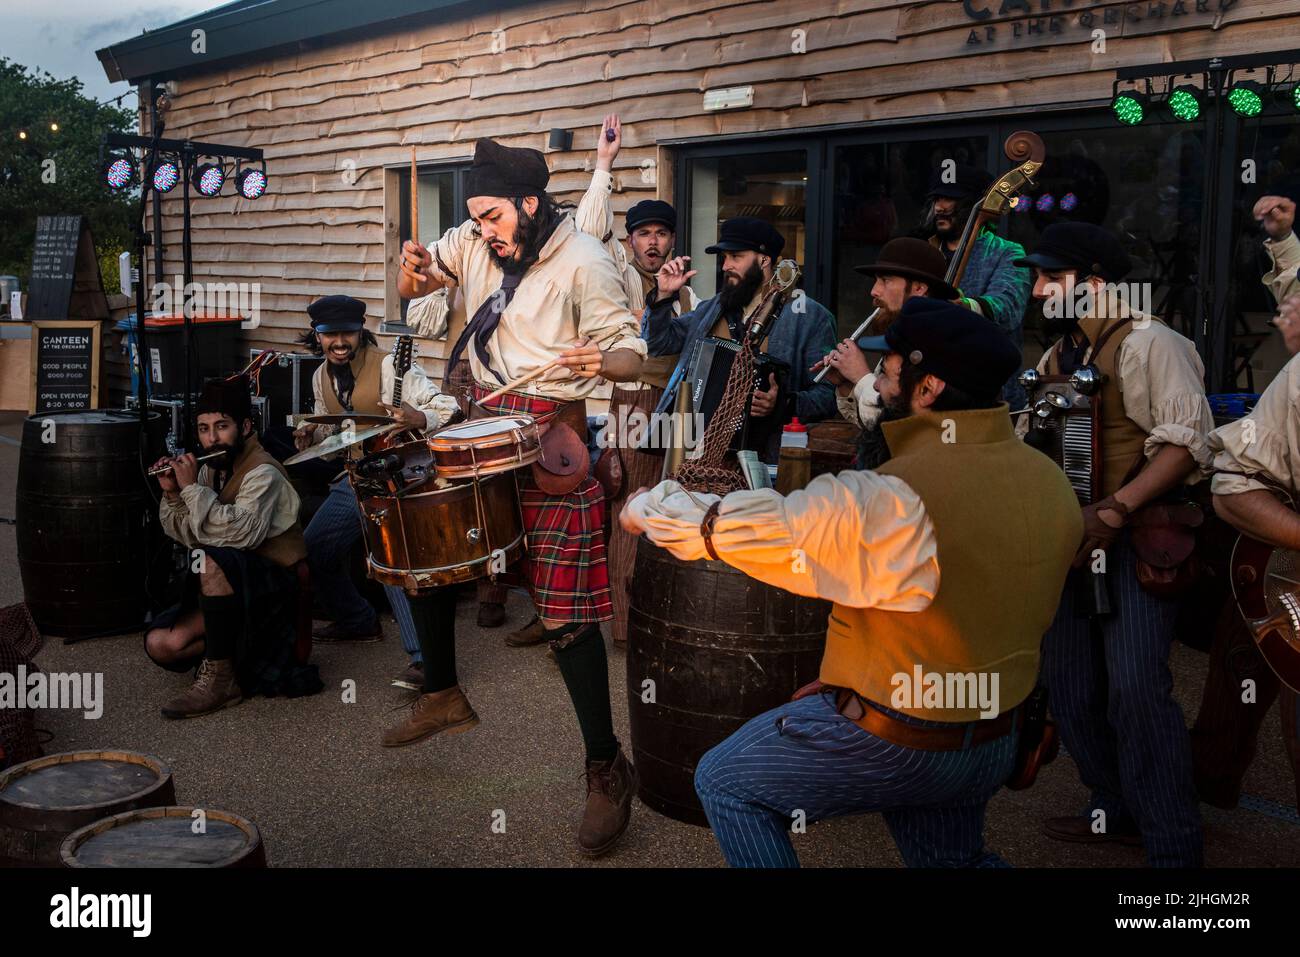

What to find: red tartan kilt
left=471, top=384, right=612, bottom=624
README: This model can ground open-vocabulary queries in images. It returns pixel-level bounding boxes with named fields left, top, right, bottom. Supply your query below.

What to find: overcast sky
left=1, top=0, right=218, bottom=105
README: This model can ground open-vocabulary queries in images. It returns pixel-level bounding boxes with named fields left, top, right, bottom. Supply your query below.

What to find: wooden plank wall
left=147, top=0, right=1300, bottom=380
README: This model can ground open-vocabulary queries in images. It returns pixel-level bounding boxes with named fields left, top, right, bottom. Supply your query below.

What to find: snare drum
left=428, top=414, right=541, bottom=479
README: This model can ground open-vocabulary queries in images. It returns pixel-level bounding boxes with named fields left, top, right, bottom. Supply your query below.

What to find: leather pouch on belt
left=594, top=447, right=624, bottom=499
left=533, top=422, right=589, bottom=495
left=1130, top=500, right=1204, bottom=599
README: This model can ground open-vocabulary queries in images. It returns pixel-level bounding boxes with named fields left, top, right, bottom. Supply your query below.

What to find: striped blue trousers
left=694, top=690, right=1018, bottom=867
left=1042, top=534, right=1203, bottom=867
left=303, top=478, right=421, bottom=663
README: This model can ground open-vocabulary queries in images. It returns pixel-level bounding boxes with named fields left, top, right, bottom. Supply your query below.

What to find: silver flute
left=147, top=450, right=227, bottom=477
left=812, top=307, right=881, bottom=384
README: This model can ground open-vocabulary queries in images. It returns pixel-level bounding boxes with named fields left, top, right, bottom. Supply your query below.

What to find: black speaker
left=548, top=129, right=573, bottom=151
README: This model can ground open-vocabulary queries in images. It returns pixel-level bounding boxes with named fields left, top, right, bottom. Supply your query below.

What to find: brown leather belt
left=833, top=688, right=1020, bottom=751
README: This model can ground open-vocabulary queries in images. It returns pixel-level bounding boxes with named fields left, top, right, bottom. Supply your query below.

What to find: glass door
left=681, top=143, right=822, bottom=301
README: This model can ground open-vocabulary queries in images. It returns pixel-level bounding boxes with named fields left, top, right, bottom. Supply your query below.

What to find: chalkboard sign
left=27, top=216, right=108, bottom=320
left=30, top=320, right=100, bottom=413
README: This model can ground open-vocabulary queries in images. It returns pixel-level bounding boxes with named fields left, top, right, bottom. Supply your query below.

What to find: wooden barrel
left=61, top=806, right=266, bottom=868
left=0, top=750, right=175, bottom=866
left=626, top=538, right=829, bottom=826
left=16, top=409, right=166, bottom=637
left=808, top=419, right=861, bottom=477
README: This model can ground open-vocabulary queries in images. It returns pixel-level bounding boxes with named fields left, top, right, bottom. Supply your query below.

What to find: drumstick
left=410, top=146, right=418, bottom=245
left=812, top=307, right=880, bottom=384
left=478, top=357, right=565, bottom=404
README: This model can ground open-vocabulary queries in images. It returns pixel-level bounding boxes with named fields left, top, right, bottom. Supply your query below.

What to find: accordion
left=686, top=336, right=791, bottom=456
left=1019, top=366, right=1104, bottom=506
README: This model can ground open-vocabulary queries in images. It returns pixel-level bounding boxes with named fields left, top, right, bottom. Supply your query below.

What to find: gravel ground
left=2, top=411, right=1296, bottom=868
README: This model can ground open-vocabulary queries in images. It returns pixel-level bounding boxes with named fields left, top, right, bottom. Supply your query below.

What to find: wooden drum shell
left=358, top=472, right=524, bottom=591
left=428, top=415, right=541, bottom=479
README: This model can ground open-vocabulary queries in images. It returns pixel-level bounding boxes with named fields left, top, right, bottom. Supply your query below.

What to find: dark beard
left=205, top=431, right=247, bottom=473
left=1043, top=311, right=1080, bottom=338
left=924, top=198, right=973, bottom=243
left=856, top=404, right=911, bottom=470
left=488, top=203, right=552, bottom=275
left=717, top=261, right=766, bottom=315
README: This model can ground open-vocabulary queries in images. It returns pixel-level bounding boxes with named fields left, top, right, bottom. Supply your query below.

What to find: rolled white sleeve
left=380, top=354, right=458, bottom=429
left=836, top=375, right=882, bottom=429
left=179, top=465, right=281, bottom=551
left=1117, top=328, right=1215, bottom=473
left=1263, top=232, right=1300, bottom=306
left=405, top=289, right=449, bottom=340
left=623, top=472, right=939, bottom=610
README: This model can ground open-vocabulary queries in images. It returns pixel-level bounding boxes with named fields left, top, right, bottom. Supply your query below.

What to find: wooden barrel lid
left=61, top=806, right=265, bottom=868
left=0, top=751, right=174, bottom=831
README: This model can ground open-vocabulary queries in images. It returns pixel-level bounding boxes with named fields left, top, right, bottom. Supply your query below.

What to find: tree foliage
left=0, top=57, right=137, bottom=289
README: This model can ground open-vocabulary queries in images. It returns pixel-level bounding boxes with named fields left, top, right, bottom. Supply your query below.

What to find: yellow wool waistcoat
left=820, top=407, right=1083, bottom=722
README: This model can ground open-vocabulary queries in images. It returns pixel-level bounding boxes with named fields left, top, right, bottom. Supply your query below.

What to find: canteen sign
left=960, top=0, right=1239, bottom=47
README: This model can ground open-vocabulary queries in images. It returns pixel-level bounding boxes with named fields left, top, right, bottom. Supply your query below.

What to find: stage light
left=1060, top=193, right=1078, bottom=212
left=1228, top=80, right=1264, bottom=117
left=1112, top=90, right=1147, bottom=125
left=1168, top=86, right=1201, bottom=122
left=151, top=158, right=180, bottom=193
left=1036, top=194, right=1056, bottom=213
left=1292, top=85, right=1300, bottom=112
left=192, top=161, right=225, bottom=197
left=103, top=156, right=135, bottom=190
left=235, top=163, right=267, bottom=200
left=49, top=122, right=59, bottom=133
left=1012, top=196, right=1030, bottom=213
left=18, top=129, right=28, bottom=141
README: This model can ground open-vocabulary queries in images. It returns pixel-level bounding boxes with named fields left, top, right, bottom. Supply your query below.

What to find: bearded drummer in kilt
left=395, top=138, right=647, bottom=856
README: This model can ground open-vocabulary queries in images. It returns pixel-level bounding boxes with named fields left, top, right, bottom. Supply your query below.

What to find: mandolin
left=1229, top=533, right=1300, bottom=692
left=370, top=335, right=419, bottom=452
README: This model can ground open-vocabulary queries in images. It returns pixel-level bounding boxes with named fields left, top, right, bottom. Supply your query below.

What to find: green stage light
left=1112, top=91, right=1146, bottom=125
left=1168, top=86, right=1201, bottom=122
left=1228, top=80, right=1264, bottom=117
left=1293, top=84, right=1300, bottom=112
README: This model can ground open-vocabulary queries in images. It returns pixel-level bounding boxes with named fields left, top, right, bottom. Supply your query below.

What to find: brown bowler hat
left=853, top=237, right=958, bottom=300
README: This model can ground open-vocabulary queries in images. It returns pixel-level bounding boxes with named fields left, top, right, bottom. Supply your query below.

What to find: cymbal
left=285, top=423, right=399, bottom=465
left=304, top=413, right=396, bottom=427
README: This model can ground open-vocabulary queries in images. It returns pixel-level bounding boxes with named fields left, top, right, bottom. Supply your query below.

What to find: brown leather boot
left=504, top=616, right=547, bottom=648
left=161, top=658, right=243, bottom=720
left=577, top=747, right=638, bottom=857
left=1042, top=815, right=1143, bottom=847
left=380, top=685, right=480, bottom=747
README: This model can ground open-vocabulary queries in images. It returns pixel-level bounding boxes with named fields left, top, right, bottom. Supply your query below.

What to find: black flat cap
left=865, top=298, right=1020, bottom=403
left=466, top=138, right=550, bottom=199
left=704, top=216, right=785, bottom=258
left=308, top=295, right=367, bottom=332
left=1013, top=222, right=1132, bottom=282
left=926, top=164, right=994, bottom=201
left=853, top=237, right=958, bottom=300
left=626, top=200, right=676, bottom=233
left=196, top=374, right=252, bottom=423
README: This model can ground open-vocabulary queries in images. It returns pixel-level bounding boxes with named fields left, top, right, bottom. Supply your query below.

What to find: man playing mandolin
left=1193, top=289, right=1300, bottom=813
left=294, top=295, right=458, bottom=694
